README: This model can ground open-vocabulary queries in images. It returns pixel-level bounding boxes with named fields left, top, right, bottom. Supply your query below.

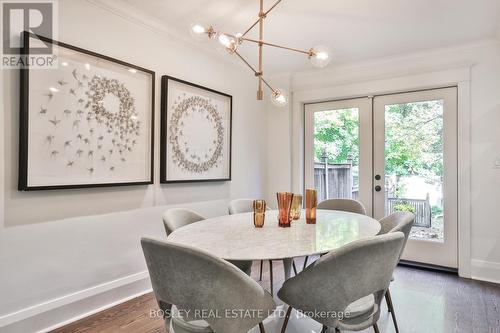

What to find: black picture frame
left=160, top=76, right=232, bottom=183
left=19, top=32, right=155, bottom=190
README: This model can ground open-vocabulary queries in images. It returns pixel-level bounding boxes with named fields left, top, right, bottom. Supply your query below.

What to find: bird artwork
left=49, top=117, right=61, bottom=127
left=32, top=66, right=147, bottom=183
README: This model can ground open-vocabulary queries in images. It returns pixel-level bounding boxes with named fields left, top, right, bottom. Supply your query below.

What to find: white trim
left=0, top=270, right=150, bottom=329
left=471, top=259, right=500, bottom=285
left=457, top=79, right=472, bottom=278
left=38, top=288, right=152, bottom=333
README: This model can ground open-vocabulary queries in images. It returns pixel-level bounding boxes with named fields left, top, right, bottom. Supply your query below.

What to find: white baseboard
left=471, top=259, right=500, bottom=285
left=0, top=271, right=152, bottom=333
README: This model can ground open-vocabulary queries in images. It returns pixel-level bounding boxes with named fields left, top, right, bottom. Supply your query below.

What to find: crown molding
left=288, top=38, right=499, bottom=91
left=85, top=0, right=238, bottom=68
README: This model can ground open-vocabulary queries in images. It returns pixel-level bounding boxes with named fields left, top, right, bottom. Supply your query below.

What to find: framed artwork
left=160, top=76, right=232, bottom=183
left=19, top=32, right=155, bottom=190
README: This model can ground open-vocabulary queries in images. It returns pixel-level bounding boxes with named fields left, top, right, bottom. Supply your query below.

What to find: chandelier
left=190, top=0, right=331, bottom=107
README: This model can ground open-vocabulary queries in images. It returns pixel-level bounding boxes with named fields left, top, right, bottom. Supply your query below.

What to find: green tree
left=314, top=108, right=359, bottom=164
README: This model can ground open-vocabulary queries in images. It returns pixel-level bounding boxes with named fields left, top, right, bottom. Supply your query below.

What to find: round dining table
left=167, top=209, right=381, bottom=280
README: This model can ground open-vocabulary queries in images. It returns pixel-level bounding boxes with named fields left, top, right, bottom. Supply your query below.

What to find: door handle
left=375, top=185, right=382, bottom=192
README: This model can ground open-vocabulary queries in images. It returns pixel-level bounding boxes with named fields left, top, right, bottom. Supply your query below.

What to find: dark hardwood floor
left=52, top=258, right=500, bottom=333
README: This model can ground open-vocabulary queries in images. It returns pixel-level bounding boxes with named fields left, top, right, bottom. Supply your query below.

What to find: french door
left=304, top=87, right=458, bottom=268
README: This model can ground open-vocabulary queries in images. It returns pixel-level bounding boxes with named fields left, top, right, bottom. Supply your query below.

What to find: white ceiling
left=116, top=0, right=500, bottom=74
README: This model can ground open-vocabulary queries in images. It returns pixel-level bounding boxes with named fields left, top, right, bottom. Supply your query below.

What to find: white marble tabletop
left=167, top=209, right=381, bottom=261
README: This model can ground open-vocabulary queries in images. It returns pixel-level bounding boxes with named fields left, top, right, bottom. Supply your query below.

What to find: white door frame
left=373, top=87, right=458, bottom=268
left=292, top=67, right=471, bottom=277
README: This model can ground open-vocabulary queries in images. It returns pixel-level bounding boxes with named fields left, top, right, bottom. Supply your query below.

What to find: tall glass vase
left=276, top=192, right=294, bottom=227
left=305, top=189, right=317, bottom=224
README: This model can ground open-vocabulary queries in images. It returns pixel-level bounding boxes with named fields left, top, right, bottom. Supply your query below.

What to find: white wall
left=0, top=0, right=267, bottom=331
left=267, top=39, right=500, bottom=283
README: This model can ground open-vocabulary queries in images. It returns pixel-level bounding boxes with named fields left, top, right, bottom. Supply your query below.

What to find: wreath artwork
left=161, top=76, right=232, bottom=183
left=169, top=95, right=224, bottom=173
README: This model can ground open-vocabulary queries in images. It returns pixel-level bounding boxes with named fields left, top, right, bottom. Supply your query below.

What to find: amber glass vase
left=290, top=194, right=302, bottom=220
left=305, top=189, right=318, bottom=224
left=253, top=199, right=266, bottom=228
left=276, top=192, right=294, bottom=227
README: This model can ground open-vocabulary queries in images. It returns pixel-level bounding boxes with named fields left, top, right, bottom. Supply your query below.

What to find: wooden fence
left=314, top=160, right=431, bottom=228
left=314, top=161, right=353, bottom=201
left=385, top=196, right=431, bottom=228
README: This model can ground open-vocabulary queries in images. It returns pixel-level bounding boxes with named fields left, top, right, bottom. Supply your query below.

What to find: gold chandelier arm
left=241, top=0, right=283, bottom=38
left=241, top=37, right=312, bottom=56
left=234, top=51, right=259, bottom=75
left=234, top=51, right=276, bottom=93
left=264, top=0, right=283, bottom=16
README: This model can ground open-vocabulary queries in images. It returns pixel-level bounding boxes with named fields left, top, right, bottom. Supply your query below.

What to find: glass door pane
left=313, top=108, right=359, bottom=202
left=384, top=100, right=444, bottom=242
left=305, top=98, right=372, bottom=215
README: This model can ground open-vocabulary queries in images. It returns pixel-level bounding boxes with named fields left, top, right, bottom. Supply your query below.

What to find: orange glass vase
left=276, top=192, right=294, bottom=227
left=305, top=189, right=317, bottom=224
left=253, top=199, right=266, bottom=228
left=290, top=194, right=303, bottom=220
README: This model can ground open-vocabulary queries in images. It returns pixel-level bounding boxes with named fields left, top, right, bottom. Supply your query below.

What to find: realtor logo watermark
left=1, top=0, right=58, bottom=68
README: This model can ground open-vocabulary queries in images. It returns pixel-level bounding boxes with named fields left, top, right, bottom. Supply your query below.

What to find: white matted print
left=19, top=33, right=154, bottom=190
left=161, top=76, right=232, bottom=183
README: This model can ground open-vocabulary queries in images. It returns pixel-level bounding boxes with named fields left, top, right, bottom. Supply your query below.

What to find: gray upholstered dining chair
left=162, top=208, right=253, bottom=275
left=301, top=198, right=367, bottom=270
left=317, top=198, right=367, bottom=215
left=141, top=238, right=276, bottom=333
left=278, top=232, right=405, bottom=333
left=377, top=211, right=415, bottom=333
left=228, top=199, right=286, bottom=295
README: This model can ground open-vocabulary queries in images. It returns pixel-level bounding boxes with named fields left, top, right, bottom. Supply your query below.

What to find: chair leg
left=385, top=292, right=391, bottom=312
left=259, top=322, right=266, bottom=333
left=373, top=323, right=380, bottom=333
left=386, top=289, right=400, bottom=333
left=280, top=306, right=292, bottom=333
left=259, top=260, right=263, bottom=281
left=269, top=260, right=274, bottom=296
left=292, top=260, right=298, bottom=275
left=302, top=256, right=309, bottom=271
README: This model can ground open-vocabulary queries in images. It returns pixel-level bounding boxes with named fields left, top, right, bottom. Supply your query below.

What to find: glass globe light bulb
left=271, top=88, right=288, bottom=107
left=310, top=45, right=331, bottom=68
left=217, top=33, right=239, bottom=54
left=191, top=24, right=206, bottom=34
